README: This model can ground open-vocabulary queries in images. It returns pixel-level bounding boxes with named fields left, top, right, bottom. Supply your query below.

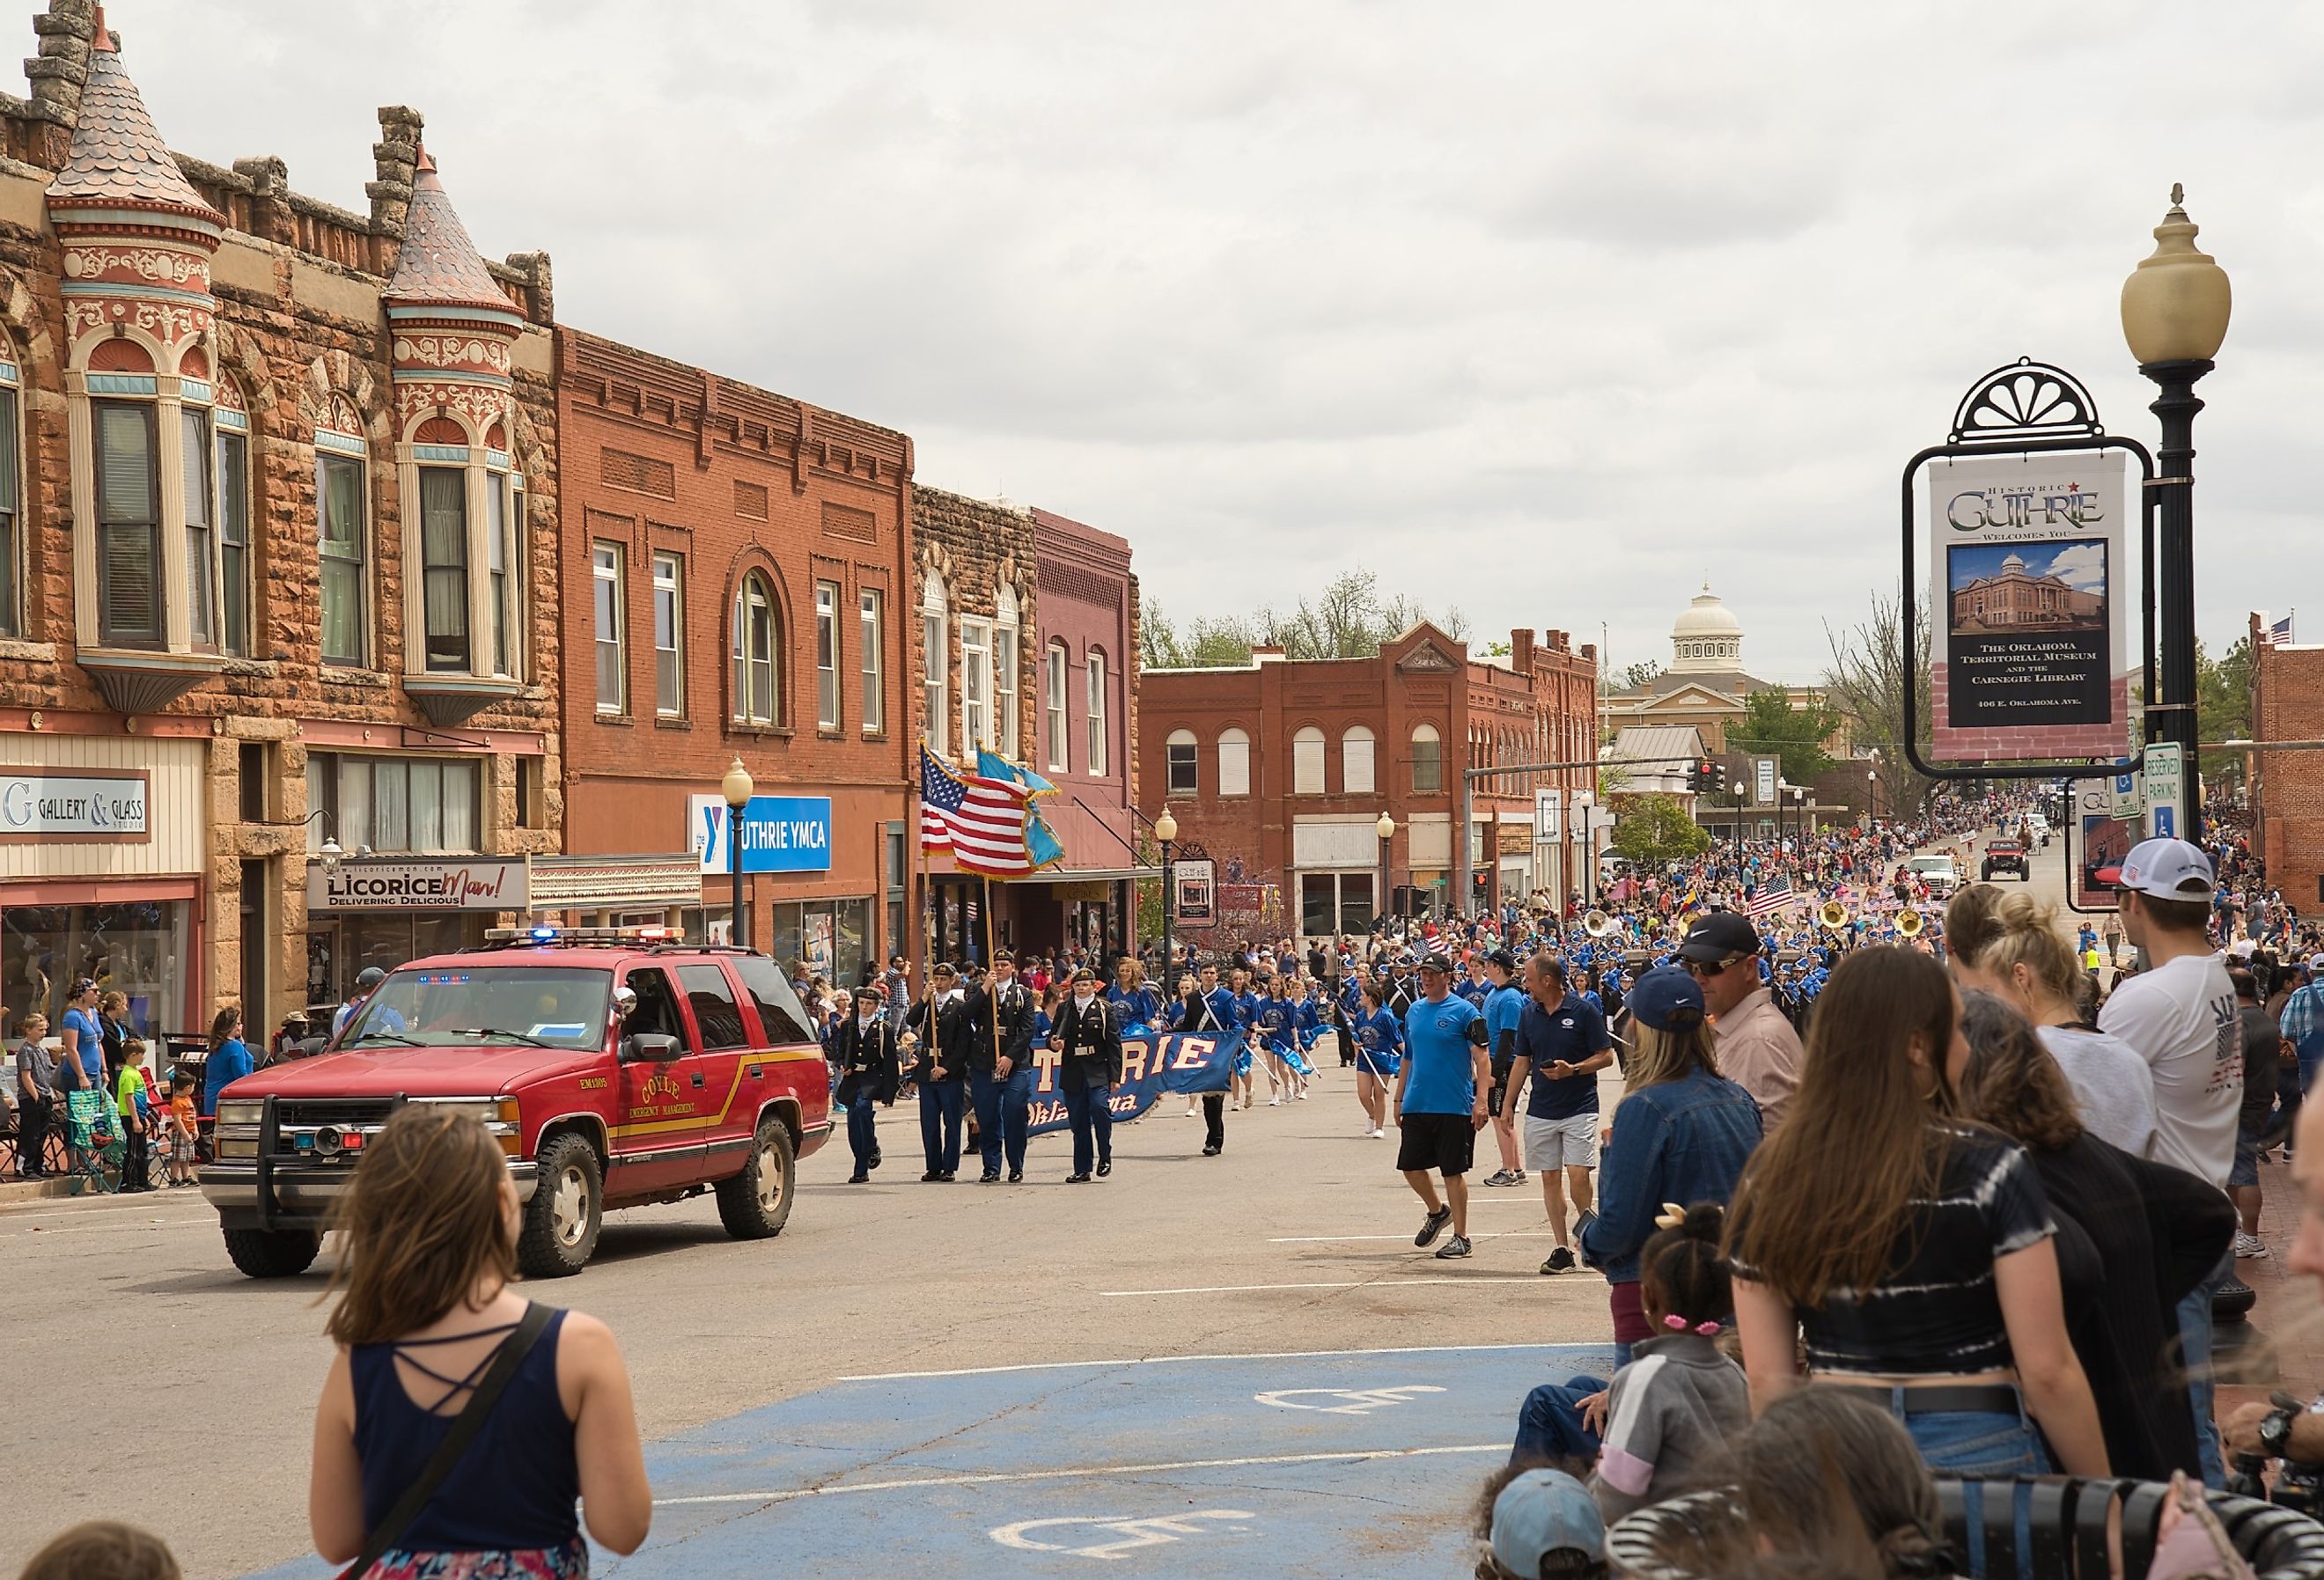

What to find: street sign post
left=2142, top=741, right=2183, bottom=840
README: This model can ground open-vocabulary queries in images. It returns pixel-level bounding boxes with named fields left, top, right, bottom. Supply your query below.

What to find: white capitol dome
left=1670, top=584, right=1743, bottom=672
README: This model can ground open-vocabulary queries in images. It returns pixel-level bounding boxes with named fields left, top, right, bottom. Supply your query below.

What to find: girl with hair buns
left=307, top=1106, right=651, bottom=1576
left=1725, top=947, right=2108, bottom=1483
left=1964, top=890, right=2155, bottom=1156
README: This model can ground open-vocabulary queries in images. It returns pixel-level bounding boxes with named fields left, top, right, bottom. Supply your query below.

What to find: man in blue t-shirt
left=1507, top=952, right=1614, bottom=1276
left=1480, top=950, right=1530, bottom=1189
left=1394, top=952, right=1490, bottom=1260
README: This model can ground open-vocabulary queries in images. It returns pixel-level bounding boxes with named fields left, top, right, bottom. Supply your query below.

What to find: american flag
left=920, top=746, right=1037, bottom=876
left=1746, top=877, right=1796, bottom=919
left=2264, top=613, right=2294, bottom=647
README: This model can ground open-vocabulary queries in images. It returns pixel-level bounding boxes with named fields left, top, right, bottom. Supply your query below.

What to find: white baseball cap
left=2115, top=838, right=2217, bottom=901
left=2308, top=954, right=2324, bottom=975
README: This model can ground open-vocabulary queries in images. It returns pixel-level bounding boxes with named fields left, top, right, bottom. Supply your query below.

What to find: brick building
left=554, top=330, right=915, bottom=984
left=912, top=488, right=1143, bottom=963
left=2248, top=611, right=2324, bottom=909
left=1139, top=625, right=1598, bottom=937
left=0, top=4, right=563, bottom=1044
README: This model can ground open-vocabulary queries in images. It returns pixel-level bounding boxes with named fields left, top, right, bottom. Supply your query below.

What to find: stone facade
left=0, top=4, right=560, bottom=1038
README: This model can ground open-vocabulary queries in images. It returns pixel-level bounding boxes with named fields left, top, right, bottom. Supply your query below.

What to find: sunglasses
left=1684, top=957, right=1745, bottom=979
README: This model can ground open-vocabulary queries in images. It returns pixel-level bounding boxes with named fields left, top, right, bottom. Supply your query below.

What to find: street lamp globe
left=1375, top=812, right=1396, bottom=841
left=2122, top=184, right=2231, bottom=366
left=320, top=834, right=342, bottom=875
left=721, top=756, right=754, bottom=811
left=1154, top=808, right=1178, bottom=844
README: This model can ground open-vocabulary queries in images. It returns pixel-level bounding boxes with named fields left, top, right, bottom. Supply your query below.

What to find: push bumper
left=202, top=1157, right=537, bottom=1229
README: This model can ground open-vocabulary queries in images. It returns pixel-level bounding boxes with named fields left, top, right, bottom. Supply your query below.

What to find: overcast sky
left=119, top=1, right=2321, bottom=682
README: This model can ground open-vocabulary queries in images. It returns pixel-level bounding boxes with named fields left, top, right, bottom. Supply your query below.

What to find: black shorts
left=1396, top=1112, right=1476, bottom=1177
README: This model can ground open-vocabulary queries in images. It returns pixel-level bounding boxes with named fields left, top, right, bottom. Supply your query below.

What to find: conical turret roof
left=46, top=11, right=223, bottom=231
left=385, top=148, right=517, bottom=320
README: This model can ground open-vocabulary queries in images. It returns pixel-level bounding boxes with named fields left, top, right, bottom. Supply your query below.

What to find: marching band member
left=1050, top=968, right=1123, bottom=1182
left=904, top=963, right=971, bottom=1182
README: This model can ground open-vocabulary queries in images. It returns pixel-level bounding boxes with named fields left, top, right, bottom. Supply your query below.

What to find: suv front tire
left=717, top=1115, right=797, bottom=1240
left=223, top=1226, right=320, bottom=1279
left=519, top=1131, right=604, bottom=1277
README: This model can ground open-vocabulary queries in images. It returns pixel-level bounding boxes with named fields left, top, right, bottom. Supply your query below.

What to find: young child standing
left=114, top=1037, right=154, bottom=1193
left=166, top=1070, right=199, bottom=1186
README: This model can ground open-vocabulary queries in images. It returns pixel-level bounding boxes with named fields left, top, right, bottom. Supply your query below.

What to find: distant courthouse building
left=1604, top=586, right=1834, bottom=753
left=1951, top=553, right=2104, bottom=632
left=1140, top=626, right=1598, bottom=934
left=2248, top=611, right=2324, bottom=911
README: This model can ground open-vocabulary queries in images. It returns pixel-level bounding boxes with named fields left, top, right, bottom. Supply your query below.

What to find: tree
left=2198, top=636, right=2253, bottom=783
left=1132, top=565, right=1467, bottom=669
left=1612, top=793, right=1712, bottom=866
left=1824, top=587, right=1935, bottom=819
left=1622, top=659, right=1663, bottom=691
left=1731, top=689, right=1841, bottom=785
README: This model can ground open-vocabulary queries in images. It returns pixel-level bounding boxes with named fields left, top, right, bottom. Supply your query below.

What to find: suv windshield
left=344, top=966, right=613, bottom=1050
left=1906, top=856, right=1956, bottom=873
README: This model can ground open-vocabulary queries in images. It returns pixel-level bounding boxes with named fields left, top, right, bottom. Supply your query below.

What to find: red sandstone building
left=554, top=331, right=915, bottom=982
left=1139, top=626, right=1598, bottom=936
left=2248, top=612, right=2324, bottom=909
left=0, top=9, right=563, bottom=1041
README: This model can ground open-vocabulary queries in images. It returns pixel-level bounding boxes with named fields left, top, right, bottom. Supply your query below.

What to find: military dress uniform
left=1051, top=983, right=1123, bottom=1182
left=827, top=1005, right=901, bottom=1183
left=905, top=974, right=972, bottom=1181
left=967, top=963, right=1039, bottom=1182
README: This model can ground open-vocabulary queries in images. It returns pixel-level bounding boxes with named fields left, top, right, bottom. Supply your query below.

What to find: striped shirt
left=1732, top=1124, right=2056, bottom=1378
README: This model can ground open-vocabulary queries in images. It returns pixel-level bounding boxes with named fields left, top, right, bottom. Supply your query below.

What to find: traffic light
left=1711, top=761, right=1728, bottom=795
left=1694, top=760, right=1728, bottom=796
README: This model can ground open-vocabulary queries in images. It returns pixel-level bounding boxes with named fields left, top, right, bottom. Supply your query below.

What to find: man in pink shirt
left=1675, top=913, right=1800, bottom=1130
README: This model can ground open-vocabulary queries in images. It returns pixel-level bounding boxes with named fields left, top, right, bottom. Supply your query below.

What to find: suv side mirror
left=621, top=1032, right=682, bottom=1064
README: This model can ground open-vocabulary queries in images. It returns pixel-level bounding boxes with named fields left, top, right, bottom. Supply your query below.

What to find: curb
left=0, top=1175, right=102, bottom=1206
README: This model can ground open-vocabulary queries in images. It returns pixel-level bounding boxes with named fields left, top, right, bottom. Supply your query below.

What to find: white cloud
left=2044, top=544, right=2108, bottom=593
left=109, top=0, right=2324, bottom=682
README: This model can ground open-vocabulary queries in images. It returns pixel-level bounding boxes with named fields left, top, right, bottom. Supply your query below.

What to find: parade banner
left=1026, top=1032, right=1233, bottom=1136
left=1929, top=452, right=2129, bottom=761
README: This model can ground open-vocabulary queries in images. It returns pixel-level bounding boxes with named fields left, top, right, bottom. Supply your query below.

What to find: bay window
left=417, top=467, right=469, bottom=672
left=318, top=449, right=367, bottom=665
left=94, top=400, right=160, bottom=648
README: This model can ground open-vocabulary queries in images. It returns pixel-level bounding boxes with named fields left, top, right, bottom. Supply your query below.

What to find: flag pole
left=984, top=871, right=1004, bottom=1072
left=912, top=739, right=934, bottom=1033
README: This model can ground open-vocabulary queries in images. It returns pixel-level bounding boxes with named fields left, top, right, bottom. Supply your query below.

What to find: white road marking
left=991, top=1510, right=1255, bottom=1559
left=1101, top=1277, right=1538, bottom=1297
left=657, top=1443, right=1504, bottom=1507
left=1269, top=1232, right=1561, bottom=1242
left=1254, top=1385, right=1445, bottom=1415
left=837, top=1341, right=1576, bottom=1383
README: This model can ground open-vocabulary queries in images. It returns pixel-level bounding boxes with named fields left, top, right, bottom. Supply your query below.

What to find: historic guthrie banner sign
left=1929, top=452, right=2129, bottom=762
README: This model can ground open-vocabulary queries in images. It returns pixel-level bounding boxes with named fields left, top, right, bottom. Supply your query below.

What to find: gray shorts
left=1522, top=1112, right=1598, bottom=1172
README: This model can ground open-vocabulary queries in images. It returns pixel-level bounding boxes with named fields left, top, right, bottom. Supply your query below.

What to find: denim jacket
left=1580, top=1068, right=1763, bottom=1283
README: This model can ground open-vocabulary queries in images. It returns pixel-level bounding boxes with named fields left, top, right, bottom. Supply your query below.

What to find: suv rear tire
left=717, top=1116, right=796, bottom=1240
left=519, top=1132, right=603, bottom=1278
left=223, top=1226, right=320, bottom=1279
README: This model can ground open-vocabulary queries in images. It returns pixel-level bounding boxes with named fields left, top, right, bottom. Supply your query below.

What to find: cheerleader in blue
left=1347, top=981, right=1401, bottom=1137
left=1227, top=968, right=1261, bottom=1110
left=1106, top=959, right=1160, bottom=1038
left=1253, top=976, right=1309, bottom=1105
left=1294, top=981, right=1329, bottom=1088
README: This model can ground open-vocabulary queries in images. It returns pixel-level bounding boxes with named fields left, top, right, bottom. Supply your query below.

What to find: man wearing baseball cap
left=2099, top=834, right=2239, bottom=1487
left=1393, top=952, right=1492, bottom=1260
left=1674, top=913, right=1800, bottom=1130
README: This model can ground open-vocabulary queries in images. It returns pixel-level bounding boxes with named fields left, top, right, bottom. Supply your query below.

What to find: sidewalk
left=2217, top=1147, right=2315, bottom=1415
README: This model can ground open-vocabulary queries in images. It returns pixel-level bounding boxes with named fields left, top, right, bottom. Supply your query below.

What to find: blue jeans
left=972, top=1066, right=1031, bottom=1175
left=1513, top=1375, right=1607, bottom=1466
left=919, top=1080, right=964, bottom=1174
left=846, top=1090, right=879, bottom=1175
left=1888, top=1392, right=2048, bottom=1579
left=1063, top=1082, right=1114, bottom=1176
left=2178, top=1251, right=2231, bottom=1489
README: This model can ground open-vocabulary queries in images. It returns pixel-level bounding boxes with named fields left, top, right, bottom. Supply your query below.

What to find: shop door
left=610, top=965, right=706, bottom=1191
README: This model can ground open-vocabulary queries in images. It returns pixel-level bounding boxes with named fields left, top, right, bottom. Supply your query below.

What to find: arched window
left=1292, top=725, right=1325, bottom=795
left=1166, top=728, right=1198, bottom=796
left=1410, top=723, right=1443, bottom=794
left=315, top=396, right=369, bottom=667
left=922, top=568, right=948, bottom=754
left=1342, top=724, right=1376, bottom=796
left=1045, top=640, right=1070, bottom=772
left=994, top=582, right=1021, bottom=758
left=732, top=571, right=779, bottom=725
left=1217, top=727, right=1252, bottom=797
left=1085, top=647, right=1109, bottom=775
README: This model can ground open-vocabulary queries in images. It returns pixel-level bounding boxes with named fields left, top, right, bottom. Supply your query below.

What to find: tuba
left=1584, top=909, right=1615, bottom=938
left=1818, top=900, right=1850, bottom=930
left=1897, top=908, right=1924, bottom=938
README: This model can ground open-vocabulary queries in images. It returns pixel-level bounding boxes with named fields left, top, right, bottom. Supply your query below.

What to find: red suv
left=202, top=931, right=832, bottom=1279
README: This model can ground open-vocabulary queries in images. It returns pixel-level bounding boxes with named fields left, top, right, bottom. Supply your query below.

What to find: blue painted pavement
left=246, top=1341, right=1612, bottom=1578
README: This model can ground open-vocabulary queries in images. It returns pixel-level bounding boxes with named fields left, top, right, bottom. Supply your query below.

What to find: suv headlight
left=216, top=1099, right=264, bottom=1128
left=413, top=1096, right=525, bottom=1156
left=214, top=1099, right=263, bottom=1159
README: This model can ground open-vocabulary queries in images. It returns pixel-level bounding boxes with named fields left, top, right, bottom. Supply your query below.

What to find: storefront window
left=4, top=900, right=189, bottom=1039
left=308, top=753, right=481, bottom=854
left=306, top=913, right=489, bottom=1007
left=768, top=898, right=872, bottom=988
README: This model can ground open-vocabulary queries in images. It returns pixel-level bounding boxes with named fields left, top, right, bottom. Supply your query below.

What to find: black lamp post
left=1155, top=807, right=1178, bottom=981
left=722, top=756, right=754, bottom=949
left=2122, top=184, right=2231, bottom=844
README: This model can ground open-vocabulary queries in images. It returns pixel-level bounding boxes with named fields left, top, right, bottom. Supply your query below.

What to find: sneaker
left=1183, top=1107, right=1198, bottom=1119
left=1434, top=1234, right=1473, bottom=1260
left=1543, top=1246, right=1576, bottom=1275
left=1269, top=1096, right=1283, bottom=1107
left=1366, top=1126, right=1384, bottom=1138
left=1507, top=1169, right=1527, bottom=1186
left=1481, top=1169, right=1514, bottom=1187
left=1415, top=1205, right=1453, bottom=1247
left=2235, top=1231, right=2271, bottom=1260
left=1202, top=1144, right=1221, bottom=1157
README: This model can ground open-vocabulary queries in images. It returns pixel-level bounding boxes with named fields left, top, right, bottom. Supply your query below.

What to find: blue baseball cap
left=1626, top=965, right=1706, bottom=1032
left=1492, top=1467, right=1604, bottom=1573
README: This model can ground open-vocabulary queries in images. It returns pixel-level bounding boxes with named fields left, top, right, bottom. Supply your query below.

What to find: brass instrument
left=1584, top=910, right=1615, bottom=938
left=1897, top=908, right=1924, bottom=938
left=1818, top=900, right=1850, bottom=930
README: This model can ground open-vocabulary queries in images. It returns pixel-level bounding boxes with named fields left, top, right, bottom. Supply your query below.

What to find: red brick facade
left=1139, top=626, right=1598, bottom=936
left=2249, top=612, right=2324, bottom=909
left=555, top=329, right=914, bottom=981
